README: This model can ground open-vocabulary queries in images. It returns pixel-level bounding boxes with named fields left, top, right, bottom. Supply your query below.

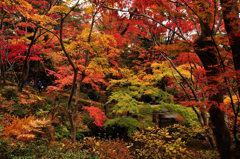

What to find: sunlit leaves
left=145, top=62, right=194, bottom=82
left=31, top=14, right=57, bottom=25
left=48, top=5, right=71, bottom=15
left=132, top=124, right=207, bottom=158
left=84, top=3, right=95, bottom=14
left=107, top=89, right=144, bottom=114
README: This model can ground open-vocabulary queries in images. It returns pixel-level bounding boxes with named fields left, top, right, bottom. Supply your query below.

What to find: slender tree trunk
left=18, top=61, right=30, bottom=90
left=0, top=47, right=5, bottom=87
left=57, top=0, right=80, bottom=143
left=68, top=110, right=77, bottom=143
left=71, top=71, right=85, bottom=143
left=0, top=11, right=6, bottom=87
left=74, top=71, right=85, bottom=109
left=18, top=28, right=38, bottom=92
left=73, top=11, right=95, bottom=142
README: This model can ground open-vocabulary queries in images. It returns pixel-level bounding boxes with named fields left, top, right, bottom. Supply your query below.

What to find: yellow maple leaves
left=31, top=14, right=57, bottom=25
left=48, top=5, right=71, bottom=15
left=143, top=62, right=194, bottom=83
left=84, top=4, right=95, bottom=14
left=3, top=0, right=57, bottom=26
left=224, top=95, right=239, bottom=106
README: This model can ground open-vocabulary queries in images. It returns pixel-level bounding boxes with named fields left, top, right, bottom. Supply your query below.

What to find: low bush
left=132, top=124, right=216, bottom=159
left=104, top=117, right=150, bottom=138
left=83, top=137, right=133, bottom=159
left=0, top=138, right=96, bottom=159
left=159, top=103, right=199, bottom=127
left=0, top=86, right=18, bottom=100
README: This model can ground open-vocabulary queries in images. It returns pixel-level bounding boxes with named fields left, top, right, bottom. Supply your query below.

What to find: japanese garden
left=0, top=0, right=239, bottom=158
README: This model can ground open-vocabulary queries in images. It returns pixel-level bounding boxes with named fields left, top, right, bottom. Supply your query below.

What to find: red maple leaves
left=82, top=106, right=107, bottom=127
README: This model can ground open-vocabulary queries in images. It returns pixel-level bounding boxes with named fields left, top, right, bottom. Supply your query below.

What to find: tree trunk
left=70, top=11, right=95, bottom=142
left=18, top=28, right=38, bottom=92
left=75, top=71, right=85, bottom=108
left=18, top=61, right=29, bottom=91
left=0, top=52, right=5, bottom=87
left=220, top=0, right=240, bottom=75
left=68, top=112, right=77, bottom=143
left=220, top=0, right=240, bottom=157
left=194, top=22, right=232, bottom=159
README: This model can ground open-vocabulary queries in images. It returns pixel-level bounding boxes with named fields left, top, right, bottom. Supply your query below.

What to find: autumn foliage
left=2, top=115, right=50, bottom=142
left=0, top=0, right=240, bottom=158
left=82, top=106, right=107, bottom=127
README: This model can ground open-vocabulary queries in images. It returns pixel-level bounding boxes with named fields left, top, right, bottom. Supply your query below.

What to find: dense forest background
left=0, top=0, right=239, bottom=158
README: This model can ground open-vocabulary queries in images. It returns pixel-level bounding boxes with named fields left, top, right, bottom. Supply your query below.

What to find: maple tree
left=0, top=0, right=58, bottom=91
left=40, top=0, right=119, bottom=142
left=99, top=0, right=240, bottom=158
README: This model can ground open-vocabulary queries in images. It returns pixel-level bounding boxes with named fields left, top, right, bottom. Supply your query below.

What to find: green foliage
left=107, top=88, right=145, bottom=114
left=104, top=117, right=140, bottom=137
left=0, top=139, right=96, bottom=159
left=36, top=109, right=50, bottom=117
left=0, top=86, right=18, bottom=100
left=0, top=86, right=51, bottom=118
left=107, top=67, right=173, bottom=115
left=104, top=117, right=151, bottom=137
left=54, top=122, right=84, bottom=141
left=0, top=139, right=49, bottom=158
left=35, top=96, right=55, bottom=117
left=0, top=137, right=132, bottom=159
left=159, top=103, right=200, bottom=127
left=107, top=85, right=172, bottom=114
left=132, top=85, right=172, bottom=103
left=138, top=104, right=162, bottom=117
left=0, top=138, right=13, bottom=158
left=55, top=124, right=71, bottom=140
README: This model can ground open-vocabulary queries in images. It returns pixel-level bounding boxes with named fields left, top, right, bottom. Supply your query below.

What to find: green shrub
left=0, top=139, right=49, bottom=159
left=104, top=117, right=152, bottom=138
left=0, top=86, right=18, bottom=100
left=138, top=104, right=162, bottom=118
left=0, top=138, right=96, bottom=159
left=159, top=103, right=199, bottom=127
left=55, top=124, right=71, bottom=140
left=0, top=138, right=13, bottom=159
